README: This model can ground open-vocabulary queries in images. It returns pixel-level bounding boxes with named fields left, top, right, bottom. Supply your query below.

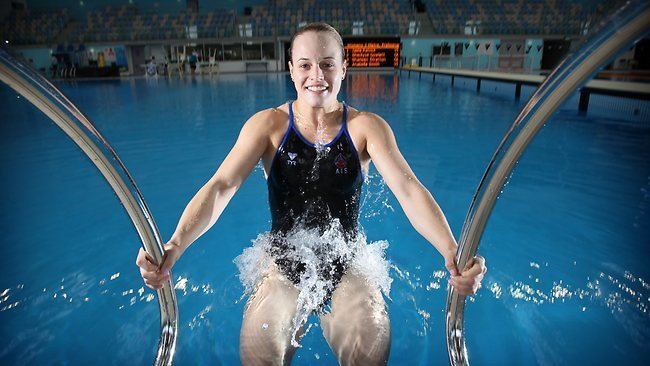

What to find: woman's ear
left=288, top=61, right=294, bottom=80
left=341, top=59, right=347, bottom=80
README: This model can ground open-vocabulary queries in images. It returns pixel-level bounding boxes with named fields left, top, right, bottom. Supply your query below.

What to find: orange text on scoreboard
left=344, top=42, right=400, bottom=68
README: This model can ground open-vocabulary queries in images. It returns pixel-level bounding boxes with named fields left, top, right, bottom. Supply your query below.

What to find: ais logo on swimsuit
left=334, top=153, right=347, bottom=174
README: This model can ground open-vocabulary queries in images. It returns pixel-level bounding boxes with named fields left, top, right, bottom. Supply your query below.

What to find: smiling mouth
left=305, top=85, right=328, bottom=92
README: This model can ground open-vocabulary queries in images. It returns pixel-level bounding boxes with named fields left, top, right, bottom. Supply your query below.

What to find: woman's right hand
left=135, top=242, right=184, bottom=290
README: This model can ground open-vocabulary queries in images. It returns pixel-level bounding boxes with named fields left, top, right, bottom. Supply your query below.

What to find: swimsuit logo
left=334, top=153, right=348, bottom=174
left=287, top=152, right=297, bottom=166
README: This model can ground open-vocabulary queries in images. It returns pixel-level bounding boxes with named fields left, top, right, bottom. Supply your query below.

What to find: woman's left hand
left=448, top=255, right=487, bottom=296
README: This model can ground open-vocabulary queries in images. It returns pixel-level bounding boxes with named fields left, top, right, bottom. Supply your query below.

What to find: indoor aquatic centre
left=0, top=0, right=648, bottom=365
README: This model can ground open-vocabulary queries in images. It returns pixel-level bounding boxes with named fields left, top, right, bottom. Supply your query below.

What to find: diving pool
left=1, top=72, right=648, bottom=365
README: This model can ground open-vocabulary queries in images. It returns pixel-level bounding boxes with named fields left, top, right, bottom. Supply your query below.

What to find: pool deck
left=400, top=66, right=650, bottom=110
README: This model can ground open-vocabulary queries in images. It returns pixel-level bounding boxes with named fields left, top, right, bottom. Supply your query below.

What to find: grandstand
left=422, top=0, right=597, bottom=35
left=0, top=8, right=69, bottom=45
left=0, top=0, right=641, bottom=78
left=0, top=0, right=624, bottom=44
left=67, top=5, right=236, bottom=43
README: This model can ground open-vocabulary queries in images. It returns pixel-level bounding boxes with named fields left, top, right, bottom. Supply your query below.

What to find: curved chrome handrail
left=0, top=49, right=178, bottom=366
left=445, top=2, right=650, bottom=365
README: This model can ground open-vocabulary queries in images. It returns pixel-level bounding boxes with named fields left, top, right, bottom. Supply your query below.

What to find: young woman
left=135, top=23, right=486, bottom=365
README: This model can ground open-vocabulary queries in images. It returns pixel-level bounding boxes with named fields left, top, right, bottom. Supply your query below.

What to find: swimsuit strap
left=288, top=101, right=295, bottom=129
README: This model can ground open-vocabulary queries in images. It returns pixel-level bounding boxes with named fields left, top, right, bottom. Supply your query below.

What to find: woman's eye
left=322, top=63, right=334, bottom=68
left=300, top=64, right=309, bottom=69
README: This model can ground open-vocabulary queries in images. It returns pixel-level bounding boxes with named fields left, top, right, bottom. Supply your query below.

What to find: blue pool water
left=1, top=73, right=649, bottom=365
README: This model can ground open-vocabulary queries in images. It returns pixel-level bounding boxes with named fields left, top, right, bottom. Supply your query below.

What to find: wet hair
left=288, top=22, right=346, bottom=63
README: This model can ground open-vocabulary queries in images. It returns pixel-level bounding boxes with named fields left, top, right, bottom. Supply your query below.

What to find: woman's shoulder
left=252, top=103, right=289, bottom=120
left=243, top=103, right=290, bottom=134
left=345, top=105, right=393, bottom=148
left=346, top=105, right=389, bottom=129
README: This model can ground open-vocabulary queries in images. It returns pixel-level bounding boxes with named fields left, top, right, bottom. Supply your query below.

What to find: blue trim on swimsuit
left=289, top=101, right=347, bottom=148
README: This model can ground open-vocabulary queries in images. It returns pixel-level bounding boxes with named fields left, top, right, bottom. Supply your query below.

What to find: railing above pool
left=0, top=48, right=179, bottom=365
left=445, top=1, right=650, bottom=365
left=399, top=67, right=650, bottom=111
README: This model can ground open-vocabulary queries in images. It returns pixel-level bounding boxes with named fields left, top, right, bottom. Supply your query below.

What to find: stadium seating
left=0, top=0, right=621, bottom=45
left=251, top=0, right=413, bottom=36
left=0, top=9, right=69, bottom=45
left=67, top=5, right=235, bottom=42
left=423, top=0, right=605, bottom=35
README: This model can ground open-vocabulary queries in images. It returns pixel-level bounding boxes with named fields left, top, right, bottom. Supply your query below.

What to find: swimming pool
left=1, top=72, right=648, bottom=365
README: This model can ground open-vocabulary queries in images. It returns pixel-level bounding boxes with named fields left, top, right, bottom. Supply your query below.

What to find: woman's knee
left=323, top=304, right=391, bottom=365
left=322, top=272, right=391, bottom=365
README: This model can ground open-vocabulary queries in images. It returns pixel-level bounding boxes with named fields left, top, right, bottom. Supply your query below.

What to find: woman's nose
left=311, top=65, right=324, bottom=79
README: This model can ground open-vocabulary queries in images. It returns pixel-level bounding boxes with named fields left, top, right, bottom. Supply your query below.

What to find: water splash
left=188, top=305, right=212, bottom=329
left=293, top=104, right=339, bottom=182
left=308, top=114, right=332, bottom=181
left=234, top=221, right=391, bottom=347
left=360, top=171, right=395, bottom=220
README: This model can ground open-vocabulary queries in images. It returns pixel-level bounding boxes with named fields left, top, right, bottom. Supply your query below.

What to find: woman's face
left=289, top=31, right=346, bottom=108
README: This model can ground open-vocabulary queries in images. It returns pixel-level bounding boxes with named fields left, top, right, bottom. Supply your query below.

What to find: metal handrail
left=445, top=1, right=650, bottom=365
left=0, top=48, right=178, bottom=366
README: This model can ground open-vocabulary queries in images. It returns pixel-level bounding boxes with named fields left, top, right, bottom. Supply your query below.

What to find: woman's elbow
left=207, top=177, right=239, bottom=197
left=394, top=178, right=425, bottom=203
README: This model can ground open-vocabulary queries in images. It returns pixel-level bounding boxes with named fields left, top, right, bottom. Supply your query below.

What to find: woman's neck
left=293, top=99, right=340, bottom=128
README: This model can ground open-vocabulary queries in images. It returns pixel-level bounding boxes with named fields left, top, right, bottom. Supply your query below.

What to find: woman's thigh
left=320, top=270, right=391, bottom=366
left=240, top=262, right=301, bottom=365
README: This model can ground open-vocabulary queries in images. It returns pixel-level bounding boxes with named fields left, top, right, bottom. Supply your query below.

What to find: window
left=353, top=21, right=364, bottom=36
left=455, top=42, right=463, bottom=56
left=238, top=23, right=253, bottom=37
left=223, top=43, right=242, bottom=60
left=432, top=43, right=451, bottom=56
left=186, top=25, right=198, bottom=39
left=408, top=21, right=419, bottom=35
left=464, top=20, right=479, bottom=35
left=243, top=42, right=261, bottom=60
left=262, top=42, right=275, bottom=60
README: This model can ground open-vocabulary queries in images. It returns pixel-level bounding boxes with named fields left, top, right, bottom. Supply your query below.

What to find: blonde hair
left=288, top=22, right=345, bottom=62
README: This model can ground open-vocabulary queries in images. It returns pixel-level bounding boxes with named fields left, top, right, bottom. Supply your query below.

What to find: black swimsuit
left=267, top=101, right=363, bottom=286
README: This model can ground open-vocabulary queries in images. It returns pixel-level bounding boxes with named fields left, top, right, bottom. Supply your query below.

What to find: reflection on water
left=344, top=72, right=399, bottom=104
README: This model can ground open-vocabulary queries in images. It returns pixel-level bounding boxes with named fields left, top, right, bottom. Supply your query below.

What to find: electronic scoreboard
left=343, top=38, right=401, bottom=68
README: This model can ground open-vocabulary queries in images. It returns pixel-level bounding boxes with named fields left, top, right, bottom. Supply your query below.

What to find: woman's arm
left=363, top=113, right=486, bottom=295
left=137, top=109, right=275, bottom=289
left=364, top=114, right=457, bottom=260
left=167, top=109, right=273, bottom=253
